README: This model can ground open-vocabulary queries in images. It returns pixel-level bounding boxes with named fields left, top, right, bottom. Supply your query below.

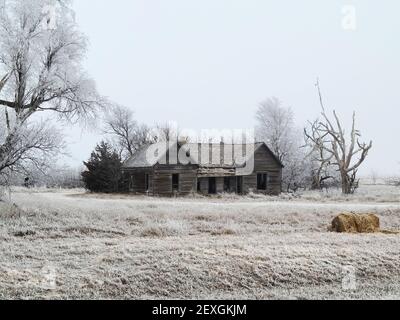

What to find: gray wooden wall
left=124, top=144, right=282, bottom=196
left=153, top=164, right=198, bottom=196
left=242, top=145, right=282, bottom=195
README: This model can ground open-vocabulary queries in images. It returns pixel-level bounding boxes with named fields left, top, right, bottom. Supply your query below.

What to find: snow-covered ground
left=0, top=185, right=399, bottom=300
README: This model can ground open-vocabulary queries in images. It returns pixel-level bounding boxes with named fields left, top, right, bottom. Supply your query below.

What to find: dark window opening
left=145, top=174, right=150, bottom=192
left=236, top=176, right=243, bottom=194
left=172, top=174, right=180, bottom=191
left=224, top=177, right=231, bottom=192
left=208, top=177, right=217, bottom=194
left=197, top=179, right=201, bottom=192
left=257, top=173, right=268, bottom=190
left=129, top=175, right=135, bottom=191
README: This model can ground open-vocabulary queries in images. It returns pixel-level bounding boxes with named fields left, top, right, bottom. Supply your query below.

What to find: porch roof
left=197, top=167, right=236, bottom=178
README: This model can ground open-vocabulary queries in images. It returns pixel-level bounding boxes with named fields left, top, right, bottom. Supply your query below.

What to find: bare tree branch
left=0, top=0, right=108, bottom=182
left=104, top=105, right=155, bottom=160
left=307, top=81, right=373, bottom=194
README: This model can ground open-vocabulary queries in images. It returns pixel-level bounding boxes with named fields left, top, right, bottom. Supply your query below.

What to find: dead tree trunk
left=304, top=119, right=334, bottom=190
left=305, top=81, right=372, bottom=194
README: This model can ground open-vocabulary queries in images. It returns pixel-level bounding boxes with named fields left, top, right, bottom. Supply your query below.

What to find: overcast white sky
left=65, top=0, right=400, bottom=176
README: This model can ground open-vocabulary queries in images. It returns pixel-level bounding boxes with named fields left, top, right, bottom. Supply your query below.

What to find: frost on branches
left=0, top=0, right=106, bottom=180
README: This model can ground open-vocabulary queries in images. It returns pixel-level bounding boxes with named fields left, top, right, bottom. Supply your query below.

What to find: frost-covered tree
left=283, top=146, right=312, bottom=192
left=305, top=82, right=373, bottom=194
left=104, top=105, right=154, bottom=160
left=154, top=122, right=180, bottom=143
left=256, top=97, right=297, bottom=163
left=304, top=119, right=338, bottom=190
left=256, top=97, right=309, bottom=192
left=0, top=0, right=106, bottom=179
left=0, top=113, right=64, bottom=175
left=8, top=162, right=83, bottom=188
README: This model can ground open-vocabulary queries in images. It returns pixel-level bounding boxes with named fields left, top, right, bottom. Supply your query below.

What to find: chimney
left=209, top=138, right=213, bottom=165
left=220, top=138, right=224, bottom=166
left=198, top=143, right=202, bottom=165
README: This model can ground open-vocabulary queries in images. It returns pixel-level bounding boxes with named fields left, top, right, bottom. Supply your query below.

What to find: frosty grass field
left=0, top=184, right=399, bottom=300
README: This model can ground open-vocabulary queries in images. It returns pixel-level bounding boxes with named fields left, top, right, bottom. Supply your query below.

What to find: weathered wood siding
left=242, top=145, right=282, bottom=195
left=198, top=176, right=239, bottom=194
left=125, top=169, right=154, bottom=194
left=216, top=177, right=224, bottom=193
left=198, top=178, right=209, bottom=194
left=229, top=177, right=237, bottom=193
left=123, top=143, right=282, bottom=196
left=153, top=164, right=198, bottom=196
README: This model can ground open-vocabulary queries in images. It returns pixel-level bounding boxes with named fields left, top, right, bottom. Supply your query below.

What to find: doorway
left=145, top=174, right=150, bottom=192
left=236, top=176, right=243, bottom=194
left=172, top=174, right=180, bottom=192
left=208, top=177, right=217, bottom=194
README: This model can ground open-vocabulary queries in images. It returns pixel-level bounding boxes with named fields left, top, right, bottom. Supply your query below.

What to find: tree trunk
left=0, top=125, right=24, bottom=173
left=341, top=172, right=352, bottom=194
left=0, top=132, right=17, bottom=172
left=311, top=175, right=321, bottom=190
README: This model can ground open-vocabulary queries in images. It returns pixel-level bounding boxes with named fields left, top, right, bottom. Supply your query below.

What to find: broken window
left=257, top=173, right=268, bottom=190
left=172, top=174, right=180, bottom=191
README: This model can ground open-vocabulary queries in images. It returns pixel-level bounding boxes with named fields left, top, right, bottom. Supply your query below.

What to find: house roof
left=122, top=142, right=284, bottom=169
left=123, top=145, right=158, bottom=168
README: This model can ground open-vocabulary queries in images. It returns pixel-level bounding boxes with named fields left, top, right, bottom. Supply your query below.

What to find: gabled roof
left=255, top=142, right=285, bottom=168
left=123, top=144, right=159, bottom=168
left=122, top=142, right=284, bottom=169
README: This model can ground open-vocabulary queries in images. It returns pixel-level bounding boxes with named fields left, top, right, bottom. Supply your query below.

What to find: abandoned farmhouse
left=122, top=142, right=283, bottom=196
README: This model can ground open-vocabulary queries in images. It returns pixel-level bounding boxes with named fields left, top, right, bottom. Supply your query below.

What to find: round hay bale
left=331, top=213, right=380, bottom=233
